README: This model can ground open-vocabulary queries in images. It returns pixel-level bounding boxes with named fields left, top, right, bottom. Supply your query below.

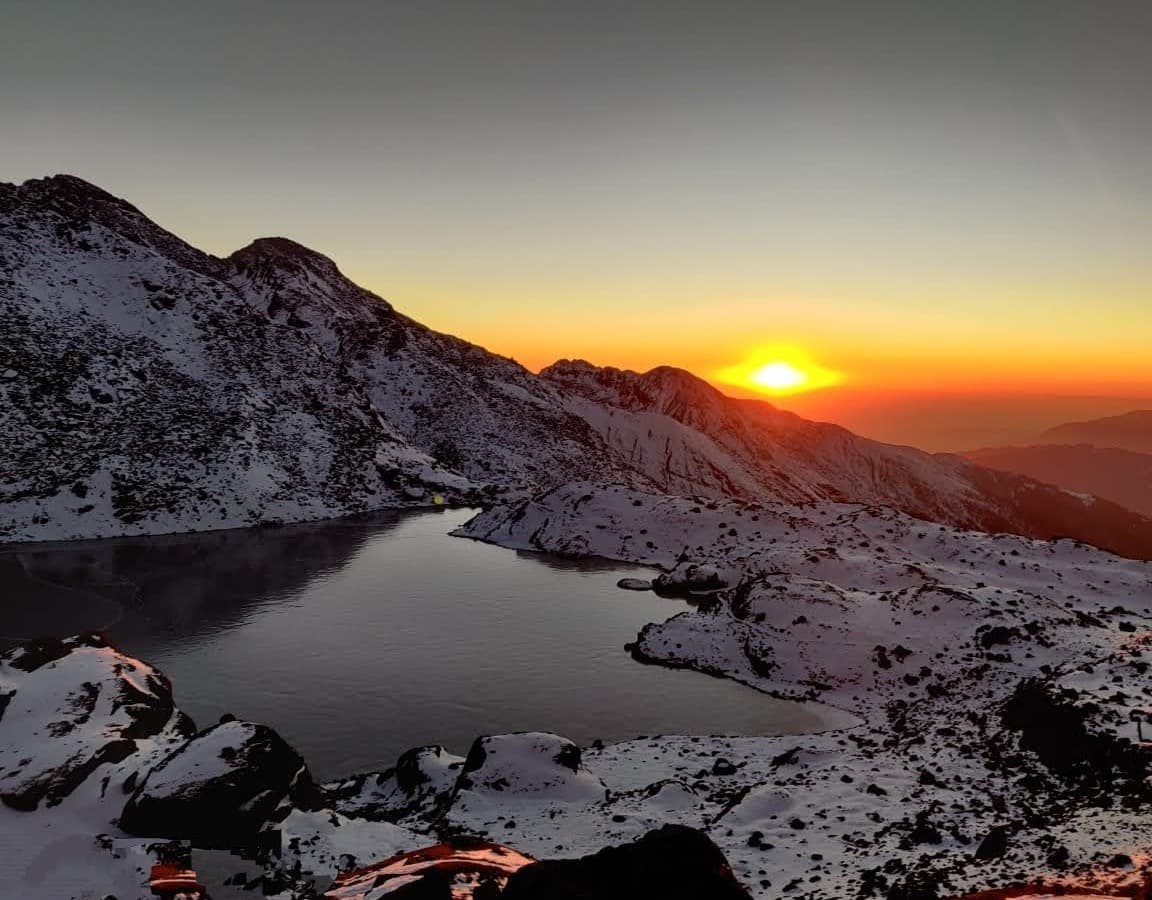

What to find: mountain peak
left=3, top=174, right=145, bottom=221
left=1, top=174, right=218, bottom=275
left=231, top=236, right=338, bottom=267
left=228, top=237, right=352, bottom=288
left=542, top=359, right=726, bottom=412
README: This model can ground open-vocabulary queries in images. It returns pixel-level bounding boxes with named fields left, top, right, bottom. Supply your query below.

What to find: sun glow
left=715, top=347, right=843, bottom=396
left=749, top=361, right=808, bottom=391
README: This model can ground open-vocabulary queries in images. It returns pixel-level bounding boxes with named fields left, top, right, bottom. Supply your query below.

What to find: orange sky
left=364, top=271, right=1151, bottom=397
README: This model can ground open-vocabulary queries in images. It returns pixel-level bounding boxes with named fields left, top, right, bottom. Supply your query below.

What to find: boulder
left=500, top=824, right=752, bottom=899
left=616, top=578, right=652, bottom=591
left=120, top=720, right=320, bottom=846
left=0, top=633, right=193, bottom=810
left=652, top=563, right=727, bottom=596
left=452, top=733, right=607, bottom=805
left=324, top=744, right=465, bottom=821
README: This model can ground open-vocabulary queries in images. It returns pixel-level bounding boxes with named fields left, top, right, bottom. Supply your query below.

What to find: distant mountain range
left=961, top=411, right=1152, bottom=518
left=5, top=175, right=1152, bottom=559
left=1038, top=410, right=1152, bottom=454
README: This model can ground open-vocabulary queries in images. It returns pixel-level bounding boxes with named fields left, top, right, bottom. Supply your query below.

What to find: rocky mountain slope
left=227, top=237, right=630, bottom=492
left=5, top=173, right=1152, bottom=561
left=1040, top=410, right=1152, bottom=454
left=0, top=176, right=474, bottom=542
left=543, top=360, right=1152, bottom=559
left=965, top=443, right=1152, bottom=517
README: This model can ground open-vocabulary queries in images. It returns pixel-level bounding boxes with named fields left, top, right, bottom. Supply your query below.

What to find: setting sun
left=714, top=347, right=843, bottom=396
left=749, top=361, right=808, bottom=391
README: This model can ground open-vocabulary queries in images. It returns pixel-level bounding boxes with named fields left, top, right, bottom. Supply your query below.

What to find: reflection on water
left=0, top=509, right=842, bottom=780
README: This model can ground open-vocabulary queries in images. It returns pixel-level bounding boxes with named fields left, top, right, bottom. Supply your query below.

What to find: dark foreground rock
left=120, top=720, right=321, bottom=846
left=500, top=824, right=752, bottom=899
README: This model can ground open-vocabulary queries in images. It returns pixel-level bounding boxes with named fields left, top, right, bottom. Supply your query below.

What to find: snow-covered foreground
left=3, top=489, right=1152, bottom=897
left=457, top=484, right=1152, bottom=897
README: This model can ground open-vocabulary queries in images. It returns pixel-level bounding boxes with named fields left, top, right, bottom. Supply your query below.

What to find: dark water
left=0, top=508, right=844, bottom=780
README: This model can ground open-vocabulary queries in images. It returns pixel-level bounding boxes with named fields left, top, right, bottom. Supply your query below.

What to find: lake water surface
left=0, top=508, right=847, bottom=780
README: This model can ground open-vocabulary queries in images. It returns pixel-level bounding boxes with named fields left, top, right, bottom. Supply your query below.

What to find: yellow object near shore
left=432, top=493, right=445, bottom=505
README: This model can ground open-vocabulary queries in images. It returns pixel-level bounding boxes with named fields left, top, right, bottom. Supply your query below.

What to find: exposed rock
left=119, top=721, right=320, bottom=846
left=616, top=578, right=652, bottom=591
left=324, top=745, right=465, bottom=821
left=500, top=824, right=752, bottom=899
left=972, top=826, right=1009, bottom=861
left=0, top=633, right=191, bottom=810
left=999, top=679, right=1151, bottom=799
left=652, top=562, right=727, bottom=596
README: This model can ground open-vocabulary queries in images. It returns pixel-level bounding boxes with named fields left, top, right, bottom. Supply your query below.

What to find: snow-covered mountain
left=227, top=237, right=630, bottom=491
left=542, top=359, right=1152, bottom=558
left=5, top=173, right=1152, bottom=560
left=0, top=176, right=474, bottom=542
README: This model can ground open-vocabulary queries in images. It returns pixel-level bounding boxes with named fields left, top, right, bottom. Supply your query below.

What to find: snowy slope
left=0, top=176, right=472, bottom=542
left=543, top=360, right=1152, bottom=559
left=456, top=483, right=1152, bottom=898
left=227, top=238, right=634, bottom=493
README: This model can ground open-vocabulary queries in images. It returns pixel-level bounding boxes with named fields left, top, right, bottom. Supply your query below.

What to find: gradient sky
left=2, top=2, right=1150, bottom=447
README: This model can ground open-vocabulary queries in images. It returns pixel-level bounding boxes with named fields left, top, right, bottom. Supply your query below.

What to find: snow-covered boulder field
left=0, top=638, right=756, bottom=899
left=4, top=477, right=1152, bottom=900
left=456, top=483, right=1152, bottom=898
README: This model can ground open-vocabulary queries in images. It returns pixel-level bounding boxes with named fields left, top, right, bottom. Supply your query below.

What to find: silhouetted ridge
left=0, top=173, right=218, bottom=277
left=1040, top=410, right=1152, bottom=454
left=230, top=236, right=344, bottom=274
left=543, top=359, right=737, bottom=417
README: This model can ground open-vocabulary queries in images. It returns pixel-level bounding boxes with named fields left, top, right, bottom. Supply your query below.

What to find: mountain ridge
left=963, top=443, right=1152, bottom=517
left=5, top=174, right=1152, bottom=559
left=1039, top=409, right=1152, bottom=454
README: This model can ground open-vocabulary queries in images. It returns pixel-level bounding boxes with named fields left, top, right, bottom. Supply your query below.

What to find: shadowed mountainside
left=1039, top=410, right=1152, bottom=454
left=964, top=443, right=1152, bottom=518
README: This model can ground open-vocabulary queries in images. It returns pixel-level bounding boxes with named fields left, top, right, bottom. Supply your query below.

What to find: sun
left=749, top=361, right=808, bottom=391
left=714, top=347, right=842, bottom=396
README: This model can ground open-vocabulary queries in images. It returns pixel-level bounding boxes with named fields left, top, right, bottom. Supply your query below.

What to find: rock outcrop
left=119, top=720, right=321, bottom=846
left=501, top=824, right=752, bottom=899
left=0, top=632, right=193, bottom=810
